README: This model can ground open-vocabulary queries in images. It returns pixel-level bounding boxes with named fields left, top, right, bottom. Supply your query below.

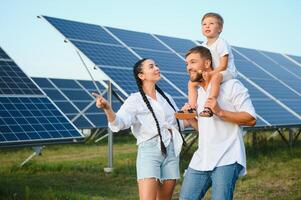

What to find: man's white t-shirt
left=189, top=79, right=256, bottom=176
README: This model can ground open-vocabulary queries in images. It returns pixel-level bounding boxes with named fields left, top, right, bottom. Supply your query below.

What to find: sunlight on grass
left=0, top=132, right=300, bottom=200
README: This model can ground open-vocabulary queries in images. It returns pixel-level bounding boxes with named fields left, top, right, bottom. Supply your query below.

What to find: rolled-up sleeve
left=231, top=80, right=257, bottom=119
left=108, top=94, right=138, bottom=132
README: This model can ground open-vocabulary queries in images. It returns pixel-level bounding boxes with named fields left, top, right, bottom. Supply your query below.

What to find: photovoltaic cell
left=0, top=47, right=83, bottom=148
left=33, top=77, right=122, bottom=129
left=288, top=55, right=301, bottom=65
left=43, top=16, right=301, bottom=128
left=0, top=47, right=10, bottom=60
left=155, top=35, right=197, bottom=53
left=0, top=61, right=42, bottom=95
left=43, top=16, right=120, bottom=45
left=261, top=51, right=301, bottom=79
left=107, top=27, right=170, bottom=51
left=72, top=41, right=137, bottom=67
left=0, top=96, right=83, bottom=147
left=235, top=47, right=301, bottom=93
left=133, top=49, right=186, bottom=73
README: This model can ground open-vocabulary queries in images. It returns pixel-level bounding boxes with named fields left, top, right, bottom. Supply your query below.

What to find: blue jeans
left=180, top=163, right=243, bottom=200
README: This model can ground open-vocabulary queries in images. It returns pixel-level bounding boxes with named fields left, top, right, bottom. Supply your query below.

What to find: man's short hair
left=185, top=46, right=213, bottom=62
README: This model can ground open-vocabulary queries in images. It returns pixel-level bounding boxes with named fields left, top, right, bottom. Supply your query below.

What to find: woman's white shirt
left=108, top=91, right=184, bottom=156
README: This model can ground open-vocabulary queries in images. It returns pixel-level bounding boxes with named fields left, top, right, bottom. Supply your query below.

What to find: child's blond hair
left=202, top=12, right=224, bottom=28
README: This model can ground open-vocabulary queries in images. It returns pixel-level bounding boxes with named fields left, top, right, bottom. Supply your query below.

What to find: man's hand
left=204, top=97, right=221, bottom=115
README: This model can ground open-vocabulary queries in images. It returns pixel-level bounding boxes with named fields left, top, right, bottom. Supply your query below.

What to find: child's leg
left=200, top=71, right=233, bottom=117
left=208, top=73, right=223, bottom=99
left=199, top=73, right=222, bottom=117
left=188, top=80, right=199, bottom=109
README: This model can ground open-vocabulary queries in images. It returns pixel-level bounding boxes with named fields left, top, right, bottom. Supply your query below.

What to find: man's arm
left=206, top=97, right=256, bottom=126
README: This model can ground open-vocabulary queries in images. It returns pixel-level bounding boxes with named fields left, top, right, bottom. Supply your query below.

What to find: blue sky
left=0, top=0, right=300, bottom=79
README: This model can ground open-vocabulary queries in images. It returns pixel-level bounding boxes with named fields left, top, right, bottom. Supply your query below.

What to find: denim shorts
left=136, top=137, right=180, bottom=181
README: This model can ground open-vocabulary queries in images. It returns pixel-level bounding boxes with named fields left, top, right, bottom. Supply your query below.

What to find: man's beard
left=190, top=71, right=203, bottom=82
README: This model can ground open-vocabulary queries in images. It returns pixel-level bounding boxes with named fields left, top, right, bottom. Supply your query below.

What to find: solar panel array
left=42, top=16, right=301, bottom=129
left=32, top=77, right=122, bottom=129
left=0, top=47, right=84, bottom=148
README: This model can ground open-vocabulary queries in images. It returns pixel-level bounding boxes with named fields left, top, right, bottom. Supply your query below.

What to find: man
left=180, top=46, right=256, bottom=200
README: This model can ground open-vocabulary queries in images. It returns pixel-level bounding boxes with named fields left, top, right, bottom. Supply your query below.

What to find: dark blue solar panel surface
left=72, top=41, right=137, bottom=67
left=0, top=47, right=10, bottom=60
left=100, top=67, right=183, bottom=97
left=44, top=16, right=120, bottom=44
left=238, top=78, right=300, bottom=126
left=134, top=49, right=186, bottom=73
left=43, top=16, right=301, bottom=128
left=0, top=97, right=82, bottom=147
left=0, top=61, right=42, bottom=95
left=0, top=47, right=83, bottom=147
left=162, top=73, right=189, bottom=94
left=33, top=77, right=122, bottom=129
left=235, top=47, right=301, bottom=93
left=155, top=35, right=197, bottom=53
left=107, top=27, right=170, bottom=51
left=261, top=51, right=301, bottom=79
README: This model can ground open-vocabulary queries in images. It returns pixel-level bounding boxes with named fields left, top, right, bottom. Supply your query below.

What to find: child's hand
left=181, top=103, right=192, bottom=112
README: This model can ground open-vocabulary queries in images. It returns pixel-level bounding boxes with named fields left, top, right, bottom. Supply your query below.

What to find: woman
left=92, top=58, right=186, bottom=200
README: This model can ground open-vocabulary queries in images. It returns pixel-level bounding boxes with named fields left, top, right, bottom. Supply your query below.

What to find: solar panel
left=235, top=47, right=301, bottom=93
left=42, top=16, right=301, bottom=129
left=0, top=61, right=42, bottom=95
left=155, top=34, right=197, bottom=54
left=287, top=55, right=301, bottom=66
left=0, top=47, right=84, bottom=148
left=43, top=16, right=120, bottom=44
left=107, top=27, right=170, bottom=51
left=262, top=51, right=301, bottom=79
left=0, top=48, right=10, bottom=60
left=33, top=77, right=122, bottom=129
left=234, top=47, right=301, bottom=118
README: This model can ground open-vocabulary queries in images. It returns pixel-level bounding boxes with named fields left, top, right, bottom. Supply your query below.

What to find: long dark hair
left=133, top=58, right=185, bottom=156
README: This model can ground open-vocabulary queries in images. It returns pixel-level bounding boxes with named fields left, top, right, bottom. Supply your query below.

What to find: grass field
left=0, top=131, right=300, bottom=200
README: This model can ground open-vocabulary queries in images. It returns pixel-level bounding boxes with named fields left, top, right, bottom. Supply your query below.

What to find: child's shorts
left=136, top=137, right=180, bottom=181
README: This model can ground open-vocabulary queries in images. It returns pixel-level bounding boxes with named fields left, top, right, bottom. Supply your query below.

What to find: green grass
left=0, top=132, right=300, bottom=200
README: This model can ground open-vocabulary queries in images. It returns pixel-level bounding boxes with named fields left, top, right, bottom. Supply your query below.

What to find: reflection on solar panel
left=42, top=16, right=301, bottom=129
left=287, top=55, right=301, bottom=66
left=0, top=47, right=84, bottom=148
left=32, top=77, right=122, bottom=129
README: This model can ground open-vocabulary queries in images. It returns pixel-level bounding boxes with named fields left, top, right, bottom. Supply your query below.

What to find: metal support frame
left=104, top=80, right=113, bottom=173
left=276, top=128, right=301, bottom=147
left=20, top=146, right=43, bottom=167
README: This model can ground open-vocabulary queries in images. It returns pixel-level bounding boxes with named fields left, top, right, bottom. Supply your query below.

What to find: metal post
left=288, top=128, right=293, bottom=148
left=20, top=146, right=43, bottom=167
left=104, top=80, right=113, bottom=173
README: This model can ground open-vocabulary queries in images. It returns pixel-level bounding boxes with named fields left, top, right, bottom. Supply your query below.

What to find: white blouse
left=108, top=91, right=184, bottom=156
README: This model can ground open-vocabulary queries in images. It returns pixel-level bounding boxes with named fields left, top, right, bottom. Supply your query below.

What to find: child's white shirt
left=202, top=38, right=238, bottom=78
